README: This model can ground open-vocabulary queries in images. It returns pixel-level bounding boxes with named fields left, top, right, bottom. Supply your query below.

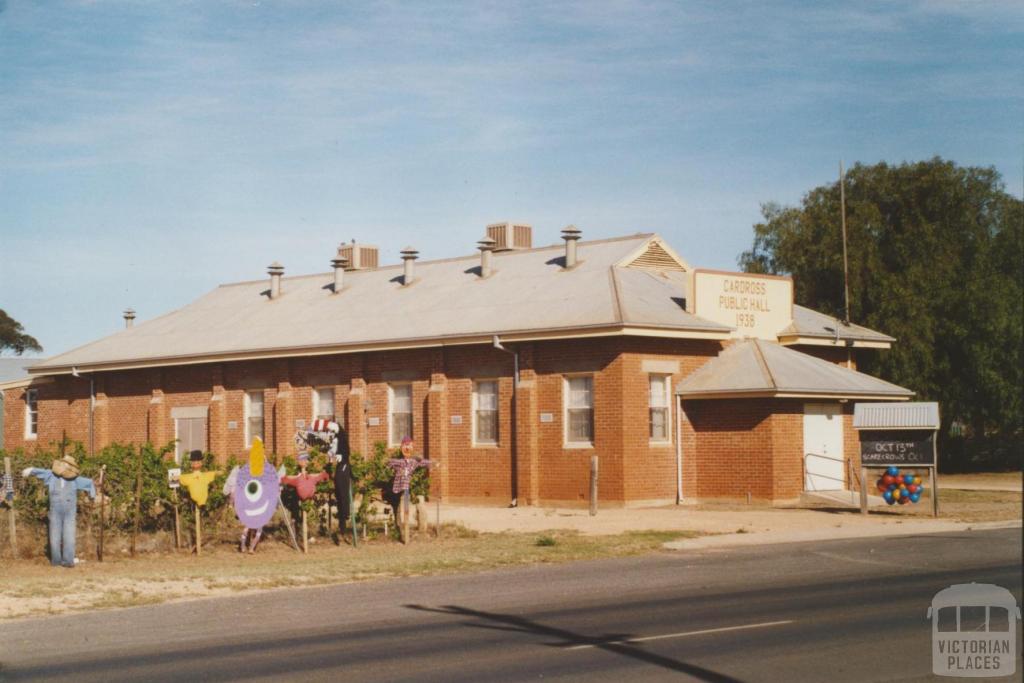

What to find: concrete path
left=438, top=502, right=1019, bottom=548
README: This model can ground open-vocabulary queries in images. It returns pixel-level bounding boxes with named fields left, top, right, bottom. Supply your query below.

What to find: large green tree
left=0, top=309, right=42, bottom=356
left=740, top=158, right=1023, bottom=444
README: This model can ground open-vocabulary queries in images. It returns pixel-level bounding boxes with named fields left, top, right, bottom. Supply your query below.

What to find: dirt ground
left=1, top=478, right=1018, bottom=623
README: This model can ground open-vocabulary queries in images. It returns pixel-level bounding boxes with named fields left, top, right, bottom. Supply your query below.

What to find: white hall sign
left=692, top=270, right=794, bottom=340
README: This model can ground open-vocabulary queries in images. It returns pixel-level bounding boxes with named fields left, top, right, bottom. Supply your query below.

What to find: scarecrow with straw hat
left=23, top=455, right=96, bottom=568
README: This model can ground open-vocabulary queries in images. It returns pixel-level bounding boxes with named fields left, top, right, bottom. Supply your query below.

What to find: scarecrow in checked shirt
left=386, top=436, right=435, bottom=534
left=23, top=455, right=96, bottom=568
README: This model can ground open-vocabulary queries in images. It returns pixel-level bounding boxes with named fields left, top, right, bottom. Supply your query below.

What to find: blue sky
left=1, top=0, right=1021, bottom=358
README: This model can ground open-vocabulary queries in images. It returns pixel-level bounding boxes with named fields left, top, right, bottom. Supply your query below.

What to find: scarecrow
left=295, top=420, right=353, bottom=538
left=281, top=452, right=329, bottom=502
left=23, top=455, right=96, bottom=568
left=178, top=450, right=219, bottom=555
left=179, top=450, right=218, bottom=507
left=386, top=436, right=434, bottom=542
left=224, top=437, right=282, bottom=553
left=281, top=452, right=329, bottom=552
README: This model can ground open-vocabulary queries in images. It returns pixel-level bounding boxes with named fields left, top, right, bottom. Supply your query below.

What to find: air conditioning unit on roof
left=338, top=242, right=379, bottom=271
left=486, top=222, right=532, bottom=251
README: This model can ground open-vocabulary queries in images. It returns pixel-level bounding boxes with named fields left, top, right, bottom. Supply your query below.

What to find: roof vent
left=626, top=240, right=685, bottom=272
left=338, top=241, right=379, bottom=271
left=400, top=246, right=419, bottom=286
left=486, top=222, right=532, bottom=251
left=268, top=262, right=284, bottom=299
left=123, top=308, right=136, bottom=328
left=330, top=253, right=349, bottom=293
left=477, top=236, right=496, bottom=278
left=561, top=225, right=581, bottom=269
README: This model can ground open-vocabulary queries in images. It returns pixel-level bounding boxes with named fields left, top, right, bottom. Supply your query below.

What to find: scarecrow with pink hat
left=23, top=455, right=96, bottom=567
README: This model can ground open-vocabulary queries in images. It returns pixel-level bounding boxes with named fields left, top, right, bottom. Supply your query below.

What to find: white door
left=803, top=403, right=844, bottom=491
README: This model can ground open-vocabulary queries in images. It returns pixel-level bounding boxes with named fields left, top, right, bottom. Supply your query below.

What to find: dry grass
left=935, top=489, right=1022, bottom=523
left=0, top=526, right=699, bottom=621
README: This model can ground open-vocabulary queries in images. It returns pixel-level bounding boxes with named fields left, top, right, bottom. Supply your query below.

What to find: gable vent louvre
left=627, top=241, right=685, bottom=272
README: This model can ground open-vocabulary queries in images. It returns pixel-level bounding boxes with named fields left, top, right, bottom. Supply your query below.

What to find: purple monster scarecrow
left=224, top=436, right=281, bottom=553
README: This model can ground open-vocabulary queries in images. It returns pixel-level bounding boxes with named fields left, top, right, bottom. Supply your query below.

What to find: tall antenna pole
left=840, top=160, right=851, bottom=325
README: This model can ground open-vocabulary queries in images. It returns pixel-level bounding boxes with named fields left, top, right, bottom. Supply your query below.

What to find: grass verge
left=0, top=527, right=700, bottom=621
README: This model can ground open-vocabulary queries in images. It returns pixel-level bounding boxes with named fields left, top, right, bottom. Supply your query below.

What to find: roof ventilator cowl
left=477, top=236, right=496, bottom=278
left=267, top=262, right=284, bottom=299
left=561, top=225, right=582, bottom=269
left=400, top=247, right=419, bottom=286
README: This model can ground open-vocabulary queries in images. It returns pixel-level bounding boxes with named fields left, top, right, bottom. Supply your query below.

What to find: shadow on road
left=404, top=603, right=745, bottom=682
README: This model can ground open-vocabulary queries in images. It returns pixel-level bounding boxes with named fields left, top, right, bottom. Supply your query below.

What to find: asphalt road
left=1, top=527, right=1020, bottom=682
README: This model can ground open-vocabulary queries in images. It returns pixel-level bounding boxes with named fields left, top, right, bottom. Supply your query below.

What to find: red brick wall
left=1, top=338, right=866, bottom=505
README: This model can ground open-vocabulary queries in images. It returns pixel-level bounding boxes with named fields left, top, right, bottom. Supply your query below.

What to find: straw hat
left=51, top=455, right=80, bottom=480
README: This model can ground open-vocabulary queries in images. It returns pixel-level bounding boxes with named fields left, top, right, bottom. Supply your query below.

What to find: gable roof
left=779, top=305, right=895, bottom=346
left=675, top=338, right=912, bottom=400
left=0, top=357, right=47, bottom=390
left=31, top=234, right=731, bottom=375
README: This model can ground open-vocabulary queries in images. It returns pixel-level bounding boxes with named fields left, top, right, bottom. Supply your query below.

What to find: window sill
left=24, top=435, right=38, bottom=441
left=649, top=440, right=673, bottom=447
left=563, top=442, right=594, bottom=450
left=471, top=443, right=500, bottom=449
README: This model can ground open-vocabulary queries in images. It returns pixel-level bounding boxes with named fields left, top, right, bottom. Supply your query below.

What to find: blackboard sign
left=859, top=430, right=936, bottom=466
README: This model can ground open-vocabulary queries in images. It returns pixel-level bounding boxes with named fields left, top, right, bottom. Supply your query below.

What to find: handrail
left=803, top=452, right=848, bottom=489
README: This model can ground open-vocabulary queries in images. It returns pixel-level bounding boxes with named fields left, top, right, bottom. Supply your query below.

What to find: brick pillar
left=209, top=391, right=226, bottom=462
left=148, top=389, right=169, bottom=451
left=426, top=372, right=449, bottom=501
left=679, top=399, right=698, bottom=500
left=516, top=367, right=540, bottom=506
left=92, top=389, right=110, bottom=452
left=346, top=378, right=367, bottom=457
left=273, top=381, right=293, bottom=462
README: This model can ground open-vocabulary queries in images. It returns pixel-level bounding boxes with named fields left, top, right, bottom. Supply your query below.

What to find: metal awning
left=853, top=402, right=940, bottom=430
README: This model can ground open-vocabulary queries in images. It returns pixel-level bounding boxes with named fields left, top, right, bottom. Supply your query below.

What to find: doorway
left=803, top=403, right=844, bottom=491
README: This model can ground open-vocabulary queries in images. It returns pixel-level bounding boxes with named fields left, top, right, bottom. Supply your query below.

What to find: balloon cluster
left=876, top=466, right=925, bottom=505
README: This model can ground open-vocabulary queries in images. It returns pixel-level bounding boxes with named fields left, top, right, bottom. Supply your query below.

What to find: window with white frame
left=174, top=416, right=207, bottom=462
left=312, top=387, right=335, bottom=422
left=388, top=383, right=413, bottom=445
left=473, top=380, right=498, bottom=445
left=564, top=375, right=594, bottom=445
left=24, top=388, right=38, bottom=439
left=649, top=375, right=671, bottom=442
left=244, top=391, right=264, bottom=448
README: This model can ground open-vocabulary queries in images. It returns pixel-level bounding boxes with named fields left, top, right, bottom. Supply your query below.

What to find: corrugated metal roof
left=853, top=402, right=940, bottom=429
left=31, top=234, right=730, bottom=373
left=779, top=305, right=895, bottom=343
left=675, top=339, right=913, bottom=399
left=0, top=358, right=45, bottom=385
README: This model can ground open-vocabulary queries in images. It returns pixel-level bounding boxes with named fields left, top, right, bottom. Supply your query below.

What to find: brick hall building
left=2, top=224, right=912, bottom=505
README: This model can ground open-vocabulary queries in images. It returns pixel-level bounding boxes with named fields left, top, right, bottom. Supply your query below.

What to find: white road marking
left=565, top=620, right=794, bottom=651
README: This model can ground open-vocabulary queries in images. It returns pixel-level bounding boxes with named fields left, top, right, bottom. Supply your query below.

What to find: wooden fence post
left=4, top=458, right=16, bottom=559
left=589, top=455, right=599, bottom=516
